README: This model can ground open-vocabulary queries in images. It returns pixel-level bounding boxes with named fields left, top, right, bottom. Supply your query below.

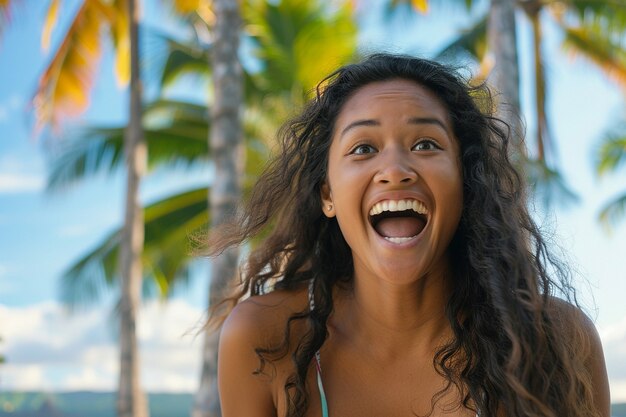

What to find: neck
left=331, top=265, right=453, bottom=361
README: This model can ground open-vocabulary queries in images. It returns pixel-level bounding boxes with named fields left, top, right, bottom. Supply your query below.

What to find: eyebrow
left=340, top=117, right=448, bottom=137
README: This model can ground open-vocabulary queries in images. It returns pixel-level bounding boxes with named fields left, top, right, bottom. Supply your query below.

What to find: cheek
left=434, top=163, right=464, bottom=232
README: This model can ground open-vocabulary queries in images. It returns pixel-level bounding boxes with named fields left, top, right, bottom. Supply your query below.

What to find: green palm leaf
left=46, top=99, right=210, bottom=191
left=526, top=158, right=579, bottom=207
left=147, top=28, right=266, bottom=103
left=557, top=0, right=626, bottom=31
left=597, top=124, right=626, bottom=176
left=436, top=15, right=487, bottom=62
left=151, top=31, right=212, bottom=89
left=599, top=193, right=626, bottom=229
left=245, top=0, right=357, bottom=96
left=60, top=186, right=209, bottom=309
left=561, top=23, right=626, bottom=89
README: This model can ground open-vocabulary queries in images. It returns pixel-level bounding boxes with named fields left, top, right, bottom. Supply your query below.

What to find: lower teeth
left=384, top=236, right=416, bottom=243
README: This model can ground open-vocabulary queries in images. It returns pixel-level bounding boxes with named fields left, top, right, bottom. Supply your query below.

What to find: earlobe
left=320, top=181, right=335, bottom=218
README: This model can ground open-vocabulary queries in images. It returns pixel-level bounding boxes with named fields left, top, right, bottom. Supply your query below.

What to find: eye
left=412, top=139, right=441, bottom=151
left=349, top=143, right=377, bottom=155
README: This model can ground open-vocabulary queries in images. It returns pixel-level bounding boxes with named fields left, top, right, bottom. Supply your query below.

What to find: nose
left=373, top=148, right=418, bottom=185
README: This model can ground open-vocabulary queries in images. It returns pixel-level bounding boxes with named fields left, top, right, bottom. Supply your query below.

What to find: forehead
left=334, top=79, right=451, bottom=128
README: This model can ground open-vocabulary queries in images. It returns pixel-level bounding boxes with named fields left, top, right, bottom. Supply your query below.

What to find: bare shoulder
left=218, top=286, right=310, bottom=417
left=546, top=297, right=610, bottom=416
left=221, top=285, right=310, bottom=347
left=546, top=297, right=601, bottom=349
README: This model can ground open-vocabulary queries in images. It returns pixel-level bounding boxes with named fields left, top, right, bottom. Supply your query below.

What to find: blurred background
left=0, top=0, right=625, bottom=416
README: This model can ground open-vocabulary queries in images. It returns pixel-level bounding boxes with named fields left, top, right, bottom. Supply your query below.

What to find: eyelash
left=348, top=139, right=441, bottom=155
left=349, top=143, right=377, bottom=155
left=412, top=139, right=441, bottom=151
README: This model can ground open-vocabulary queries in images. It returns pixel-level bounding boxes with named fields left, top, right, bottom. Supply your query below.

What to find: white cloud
left=1, top=364, right=46, bottom=391
left=2, top=301, right=623, bottom=401
left=0, top=173, right=44, bottom=193
left=0, top=300, right=205, bottom=392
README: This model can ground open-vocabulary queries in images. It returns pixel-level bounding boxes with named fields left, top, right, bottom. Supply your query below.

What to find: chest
left=273, top=345, right=478, bottom=417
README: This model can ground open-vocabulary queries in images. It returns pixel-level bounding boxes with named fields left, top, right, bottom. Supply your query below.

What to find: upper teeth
left=369, top=199, right=427, bottom=216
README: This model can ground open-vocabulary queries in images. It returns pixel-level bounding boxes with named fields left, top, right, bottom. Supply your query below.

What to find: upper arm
left=218, top=300, right=277, bottom=417
left=578, top=311, right=611, bottom=417
left=552, top=299, right=611, bottom=417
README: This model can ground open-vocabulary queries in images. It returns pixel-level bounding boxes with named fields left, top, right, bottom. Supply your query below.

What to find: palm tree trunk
left=488, top=0, right=524, bottom=154
left=193, top=0, right=243, bottom=416
left=117, top=0, right=148, bottom=416
left=529, top=7, right=547, bottom=162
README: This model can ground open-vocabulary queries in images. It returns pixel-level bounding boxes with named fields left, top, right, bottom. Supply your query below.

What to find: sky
left=1, top=0, right=626, bottom=404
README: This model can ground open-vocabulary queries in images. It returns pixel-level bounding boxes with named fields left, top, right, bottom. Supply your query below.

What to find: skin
left=217, top=79, right=611, bottom=417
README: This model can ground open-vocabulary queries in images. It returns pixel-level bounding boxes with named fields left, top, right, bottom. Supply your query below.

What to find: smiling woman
left=209, top=54, right=610, bottom=417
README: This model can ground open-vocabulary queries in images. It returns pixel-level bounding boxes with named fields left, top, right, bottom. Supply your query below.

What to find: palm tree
left=487, top=0, right=522, bottom=150
left=44, top=3, right=357, bottom=416
left=117, top=0, right=149, bottom=415
left=191, top=0, right=243, bottom=416
left=391, top=0, right=626, bottom=205
left=384, top=0, right=522, bottom=144
left=33, top=1, right=149, bottom=415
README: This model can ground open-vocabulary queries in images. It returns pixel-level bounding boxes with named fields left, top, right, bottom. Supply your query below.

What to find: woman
left=214, top=54, right=610, bottom=417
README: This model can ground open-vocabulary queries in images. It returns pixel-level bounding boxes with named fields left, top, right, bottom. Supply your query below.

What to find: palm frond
left=170, top=0, right=213, bottom=16
left=560, top=23, right=626, bottom=90
left=143, top=187, right=209, bottom=291
left=596, top=122, right=626, bottom=176
left=110, top=0, right=130, bottom=86
left=245, top=0, right=357, bottom=96
left=46, top=99, right=210, bottom=191
left=42, top=0, right=61, bottom=51
left=526, top=158, right=579, bottom=208
left=60, top=228, right=120, bottom=310
left=557, top=0, right=626, bottom=32
left=598, top=192, right=626, bottom=229
left=145, top=28, right=263, bottom=104
left=386, top=0, right=478, bottom=16
left=157, top=33, right=211, bottom=88
left=389, top=0, right=430, bottom=13
left=436, top=15, right=487, bottom=63
left=292, top=3, right=357, bottom=93
left=59, top=186, right=209, bottom=309
left=33, top=0, right=116, bottom=130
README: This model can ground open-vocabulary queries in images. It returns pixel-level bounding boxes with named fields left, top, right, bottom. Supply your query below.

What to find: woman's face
left=321, top=79, right=463, bottom=285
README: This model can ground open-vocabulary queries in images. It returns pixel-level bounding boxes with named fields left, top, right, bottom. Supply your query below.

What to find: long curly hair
left=210, top=54, right=598, bottom=417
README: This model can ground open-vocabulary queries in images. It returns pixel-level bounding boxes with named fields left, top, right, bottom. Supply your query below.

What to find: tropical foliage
left=596, top=119, right=626, bottom=227
left=48, top=0, right=357, bottom=307
left=34, top=0, right=129, bottom=130
left=393, top=0, right=626, bottom=205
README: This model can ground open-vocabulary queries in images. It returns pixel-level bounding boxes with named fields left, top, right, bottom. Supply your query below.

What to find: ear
left=320, top=180, right=335, bottom=218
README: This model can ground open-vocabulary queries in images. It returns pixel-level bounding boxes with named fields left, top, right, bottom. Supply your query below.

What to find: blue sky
left=1, top=0, right=626, bottom=402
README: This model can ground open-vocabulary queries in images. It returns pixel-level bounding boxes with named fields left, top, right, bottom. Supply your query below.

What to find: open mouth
left=368, top=199, right=428, bottom=244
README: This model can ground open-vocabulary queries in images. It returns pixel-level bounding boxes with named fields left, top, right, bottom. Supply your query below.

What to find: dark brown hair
left=211, top=54, right=598, bottom=417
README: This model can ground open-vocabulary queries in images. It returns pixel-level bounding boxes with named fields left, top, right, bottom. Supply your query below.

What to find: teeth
left=384, top=236, right=417, bottom=243
left=369, top=199, right=427, bottom=216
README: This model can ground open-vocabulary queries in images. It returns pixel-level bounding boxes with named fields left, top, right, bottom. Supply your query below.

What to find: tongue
left=374, top=217, right=425, bottom=238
